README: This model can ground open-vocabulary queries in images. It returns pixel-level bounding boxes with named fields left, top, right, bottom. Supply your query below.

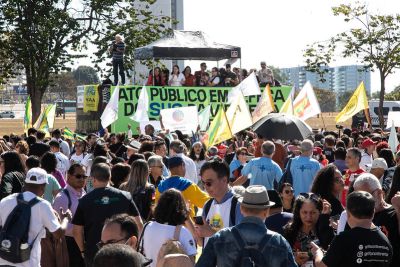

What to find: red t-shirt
left=341, top=168, right=365, bottom=206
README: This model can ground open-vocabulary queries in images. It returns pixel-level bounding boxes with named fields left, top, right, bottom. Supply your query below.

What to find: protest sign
left=160, top=106, right=199, bottom=134
left=139, top=121, right=162, bottom=134
left=83, top=85, right=99, bottom=112
left=108, top=85, right=291, bottom=134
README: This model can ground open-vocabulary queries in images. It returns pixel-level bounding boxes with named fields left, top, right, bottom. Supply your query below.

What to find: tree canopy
left=304, top=2, right=400, bottom=127
left=0, top=0, right=172, bottom=123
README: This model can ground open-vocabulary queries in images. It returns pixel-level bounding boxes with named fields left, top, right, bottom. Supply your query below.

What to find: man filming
left=109, top=34, right=125, bottom=85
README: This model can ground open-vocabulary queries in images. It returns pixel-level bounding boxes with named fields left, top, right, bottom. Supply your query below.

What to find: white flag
left=198, top=105, right=211, bottom=131
left=226, top=93, right=253, bottom=134
left=292, top=81, right=321, bottom=121
left=100, top=85, right=120, bottom=128
left=130, top=86, right=149, bottom=122
left=227, top=72, right=261, bottom=103
left=388, top=121, right=399, bottom=153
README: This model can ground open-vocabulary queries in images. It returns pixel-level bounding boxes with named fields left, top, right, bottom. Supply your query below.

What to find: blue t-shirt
left=229, top=159, right=242, bottom=178
left=241, top=157, right=283, bottom=189
left=289, top=156, right=320, bottom=195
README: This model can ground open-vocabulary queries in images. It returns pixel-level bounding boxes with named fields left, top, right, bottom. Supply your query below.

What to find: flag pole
left=220, top=103, right=233, bottom=138
left=320, top=112, right=326, bottom=130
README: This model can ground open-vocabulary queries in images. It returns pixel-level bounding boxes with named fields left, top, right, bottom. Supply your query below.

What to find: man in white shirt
left=169, top=140, right=198, bottom=184
left=49, top=140, right=70, bottom=178
left=0, top=167, right=70, bottom=267
left=52, top=129, right=70, bottom=157
left=360, top=138, right=376, bottom=170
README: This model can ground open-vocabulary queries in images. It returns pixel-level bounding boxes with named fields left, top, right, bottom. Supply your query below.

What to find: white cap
left=371, top=158, right=388, bottom=170
left=25, top=168, right=49, bottom=185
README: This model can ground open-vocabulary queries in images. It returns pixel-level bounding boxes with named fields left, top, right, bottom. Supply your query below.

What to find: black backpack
left=0, top=193, right=40, bottom=263
left=231, top=227, right=271, bottom=267
left=131, top=186, right=155, bottom=221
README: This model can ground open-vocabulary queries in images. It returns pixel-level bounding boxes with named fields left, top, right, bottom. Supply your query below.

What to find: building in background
left=131, top=0, right=184, bottom=84
left=279, top=65, right=371, bottom=95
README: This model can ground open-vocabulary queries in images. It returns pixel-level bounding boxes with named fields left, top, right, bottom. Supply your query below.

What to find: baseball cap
left=371, top=158, right=388, bottom=170
left=25, top=167, right=48, bottom=185
left=168, top=156, right=184, bottom=169
left=362, top=138, right=377, bottom=148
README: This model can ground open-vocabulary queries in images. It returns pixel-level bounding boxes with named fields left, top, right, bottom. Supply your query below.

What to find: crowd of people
left=0, top=124, right=399, bottom=267
left=146, top=61, right=277, bottom=88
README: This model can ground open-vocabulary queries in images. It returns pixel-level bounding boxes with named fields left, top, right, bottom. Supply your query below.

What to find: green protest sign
left=111, top=85, right=291, bottom=134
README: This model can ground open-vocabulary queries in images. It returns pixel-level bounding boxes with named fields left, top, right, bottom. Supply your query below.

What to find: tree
left=0, top=0, right=172, bottom=123
left=73, top=66, right=99, bottom=85
left=313, top=88, right=336, bottom=112
left=337, top=90, right=354, bottom=110
left=48, top=72, right=78, bottom=100
left=304, top=3, right=400, bottom=127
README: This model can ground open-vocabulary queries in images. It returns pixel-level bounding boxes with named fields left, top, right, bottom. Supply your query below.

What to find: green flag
left=23, top=96, right=32, bottom=134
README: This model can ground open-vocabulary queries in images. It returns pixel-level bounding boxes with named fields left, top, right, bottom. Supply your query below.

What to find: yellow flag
left=336, top=82, right=368, bottom=123
left=252, top=85, right=275, bottom=123
left=203, top=106, right=233, bottom=148
left=226, top=93, right=253, bottom=134
left=280, top=86, right=295, bottom=115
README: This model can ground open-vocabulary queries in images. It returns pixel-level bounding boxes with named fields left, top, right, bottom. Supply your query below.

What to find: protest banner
left=160, top=106, right=199, bottom=134
left=100, top=85, right=290, bottom=134
left=83, top=85, right=99, bottom=112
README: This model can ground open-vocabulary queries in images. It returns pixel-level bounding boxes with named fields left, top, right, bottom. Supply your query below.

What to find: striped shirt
left=112, top=41, right=125, bottom=61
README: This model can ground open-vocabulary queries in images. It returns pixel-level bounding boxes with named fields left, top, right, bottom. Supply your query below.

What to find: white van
left=368, top=100, right=400, bottom=127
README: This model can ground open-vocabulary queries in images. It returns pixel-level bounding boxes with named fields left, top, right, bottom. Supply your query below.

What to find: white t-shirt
left=177, top=153, right=198, bottom=184
left=55, top=151, right=70, bottom=178
left=57, top=139, right=70, bottom=157
left=169, top=73, right=185, bottom=86
left=0, top=192, right=60, bottom=267
left=142, top=222, right=197, bottom=267
left=70, top=152, right=89, bottom=165
left=204, top=197, right=233, bottom=246
left=210, top=76, right=220, bottom=85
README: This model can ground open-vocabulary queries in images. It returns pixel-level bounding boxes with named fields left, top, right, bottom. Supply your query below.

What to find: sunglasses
left=201, top=180, right=213, bottom=187
left=299, top=192, right=321, bottom=202
left=284, top=189, right=294, bottom=194
left=73, top=174, right=88, bottom=180
left=151, top=165, right=163, bottom=169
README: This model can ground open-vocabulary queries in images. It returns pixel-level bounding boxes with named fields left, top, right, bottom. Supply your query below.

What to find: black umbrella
left=252, top=113, right=313, bottom=140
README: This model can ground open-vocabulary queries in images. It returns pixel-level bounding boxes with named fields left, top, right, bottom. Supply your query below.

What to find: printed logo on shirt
left=209, top=213, right=224, bottom=232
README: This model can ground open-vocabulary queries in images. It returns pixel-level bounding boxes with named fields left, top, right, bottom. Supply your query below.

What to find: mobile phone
left=194, top=216, right=204, bottom=225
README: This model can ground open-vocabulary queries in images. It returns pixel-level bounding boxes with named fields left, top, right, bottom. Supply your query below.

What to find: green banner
left=111, top=85, right=291, bottom=133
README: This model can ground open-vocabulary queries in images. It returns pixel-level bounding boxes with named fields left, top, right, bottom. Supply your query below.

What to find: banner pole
left=320, top=112, right=326, bottom=130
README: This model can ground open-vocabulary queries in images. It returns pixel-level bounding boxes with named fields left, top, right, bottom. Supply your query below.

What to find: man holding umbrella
left=233, top=141, right=282, bottom=190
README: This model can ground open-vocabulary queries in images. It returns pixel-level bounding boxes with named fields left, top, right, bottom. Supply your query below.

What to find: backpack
left=203, top=195, right=238, bottom=226
left=231, top=227, right=271, bottom=267
left=0, top=193, right=40, bottom=263
left=280, top=158, right=293, bottom=186
left=62, top=189, right=72, bottom=209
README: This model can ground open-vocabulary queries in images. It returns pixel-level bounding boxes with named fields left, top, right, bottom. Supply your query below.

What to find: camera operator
left=108, top=34, right=125, bottom=85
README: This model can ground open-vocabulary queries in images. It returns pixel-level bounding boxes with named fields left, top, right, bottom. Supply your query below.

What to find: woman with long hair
left=120, top=159, right=155, bottom=221
left=168, top=65, right=185, bottom=86
left=283, top=193, right=334, bottom=266
left=0, top=151, right=26, bottom=200
left=279, top=182, right=295, bottom=213
left=189, top=142, right=206, bottom=182
left=386, top=165, right=400, bottom=203
left=41, top=152, right=64, bottom=203
left=140, top=189, right=197, bottom=267
left=310, top=164, right=344, bottom=216
left=146, top=67, right=163, bottom=86
left=183, top=66, right=195, bottom=86
left=15, top=140, right=29, bottom=164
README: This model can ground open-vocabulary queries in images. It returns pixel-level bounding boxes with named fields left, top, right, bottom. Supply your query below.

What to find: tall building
left=131, top=0, right=184, bottom=84
left=332, top=65, right=371, bottom=95
left=279, top=65, right=371, bottom=95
